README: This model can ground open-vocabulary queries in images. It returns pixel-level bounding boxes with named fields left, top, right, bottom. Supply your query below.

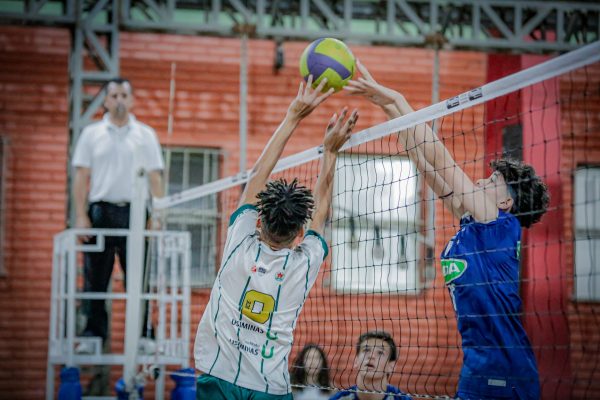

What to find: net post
left=123, top=166, right=148, bottom=396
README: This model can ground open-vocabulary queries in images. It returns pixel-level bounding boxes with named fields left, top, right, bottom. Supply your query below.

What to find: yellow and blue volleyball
left=299, top=38, right=355, bottom=92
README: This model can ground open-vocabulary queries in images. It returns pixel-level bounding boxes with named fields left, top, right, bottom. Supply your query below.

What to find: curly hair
left=491, top=158, right=550, bottom=228
left=256, top=178, right=314, bottom=244
left=290, top=344, right=330, bottom=391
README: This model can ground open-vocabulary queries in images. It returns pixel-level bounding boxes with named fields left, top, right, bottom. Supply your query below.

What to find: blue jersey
left=440, top=211, right=539, bottom=399
left=329, top=385, right=411, bottom=400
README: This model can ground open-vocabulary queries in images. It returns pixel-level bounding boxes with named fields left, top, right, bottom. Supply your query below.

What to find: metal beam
left=118, top=0, right=599, bottom=52
left=2, top=1, right=599, bottom=52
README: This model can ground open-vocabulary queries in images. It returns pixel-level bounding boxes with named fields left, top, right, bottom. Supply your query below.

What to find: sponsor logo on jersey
left=258, top=266, right=267, bottom=275
left=231, top=318, right=265, bottom=334
left=275, top=271, right=284, bottom=282
left=251, top=265, right=257, bottom=273
left=228, top=337, right=259, bottom=356
left=441, top=259, right=468, bottom=284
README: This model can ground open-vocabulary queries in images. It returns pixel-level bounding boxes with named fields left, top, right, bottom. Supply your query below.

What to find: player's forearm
left=310, top=150, right=337, bottom=234
left=392, top=95, right=459, bottom=191
left=251, top=116, right=298, bottom=182
left=241, top=116, right=300, bottom=204
left=382, top=103, right=451, bottom=198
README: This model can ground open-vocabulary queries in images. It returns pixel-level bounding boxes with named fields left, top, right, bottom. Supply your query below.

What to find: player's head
left=103, top=77, right=134, bottom=118
left=476, top=158, right=550, bottom=228
left=291, top=344, right=330, bottom=388
left=354, top=331, right=396, bottom=391
left=256, top=178, right=314, bottom=247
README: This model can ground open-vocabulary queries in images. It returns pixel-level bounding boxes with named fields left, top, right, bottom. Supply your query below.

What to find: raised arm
left=309, top=108, right=359, bottom=235
left=345, top=61, right=494, bottom=222
left=239, top=77, right=333, bottom=207
left=380, top=102, right=465, bottom=219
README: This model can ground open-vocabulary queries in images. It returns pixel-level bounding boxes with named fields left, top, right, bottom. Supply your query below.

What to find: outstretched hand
left=287, top=75, right=334, bottom=121
left=344, top=60, right=401, bottom=107
left=323, top=108, right=359, bottom=153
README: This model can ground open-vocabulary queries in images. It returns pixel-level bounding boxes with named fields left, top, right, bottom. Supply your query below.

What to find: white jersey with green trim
left=194, top=204, right=328, bottom=395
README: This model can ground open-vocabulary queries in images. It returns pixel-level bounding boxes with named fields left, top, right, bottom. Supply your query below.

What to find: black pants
left=82, top=201, right=152, bottom=341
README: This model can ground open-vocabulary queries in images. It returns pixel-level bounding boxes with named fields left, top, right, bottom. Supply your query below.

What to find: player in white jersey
left=194, top=76, right=359, bottom=400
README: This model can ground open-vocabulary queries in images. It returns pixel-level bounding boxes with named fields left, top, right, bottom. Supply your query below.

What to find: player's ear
left=353, top=355, right=361, bottom=369
left=384, top=361, right=396, bottom=380
left=384, top=359, right=395, bottom=376
left=297, top=226, right=305, bottom=239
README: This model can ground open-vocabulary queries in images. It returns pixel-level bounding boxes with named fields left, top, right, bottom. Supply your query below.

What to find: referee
left=71, top=77, right=164, bottom=352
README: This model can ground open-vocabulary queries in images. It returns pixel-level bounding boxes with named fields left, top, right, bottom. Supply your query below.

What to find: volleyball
left=299, top=37, right=355, bottom=92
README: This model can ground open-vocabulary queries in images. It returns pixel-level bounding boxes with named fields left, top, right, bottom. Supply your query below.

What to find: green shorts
left=196, top=374, right=294, bottom=400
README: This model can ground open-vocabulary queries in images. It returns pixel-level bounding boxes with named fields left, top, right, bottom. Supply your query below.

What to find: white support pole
left=239, top=33, right=248, bottom=174
left=66, top=235, right=78, bottom=367
left=181, top=234, right=191, bottom=368
left=124, top=167, right=148, bottom=397
left=45, top=235, right=62, bottom=400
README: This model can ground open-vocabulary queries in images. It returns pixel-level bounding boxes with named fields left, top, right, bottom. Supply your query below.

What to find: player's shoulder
left=296, top=230, right=329, bottom=260
left=229, top=204, right=258, bottom=227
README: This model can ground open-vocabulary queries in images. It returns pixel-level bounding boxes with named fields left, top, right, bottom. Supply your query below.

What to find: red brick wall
left=1, top=25, right=598, bottom=399
left=561, top=63, right=600, bottom=399
left=0, top=26, right=70, bottom=399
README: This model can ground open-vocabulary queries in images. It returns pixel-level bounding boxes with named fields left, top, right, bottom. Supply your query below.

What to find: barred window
left=164, top=147, right=220, bottom=287
left=574, top=166, right=600, bottom=301
left=331, top=155, right=420, bottom=294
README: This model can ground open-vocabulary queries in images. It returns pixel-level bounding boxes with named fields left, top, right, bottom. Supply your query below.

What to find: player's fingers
left=297, top=81, right=304, bottom=97
left=327, top=112, right=338, bottom=130
left=346, top=79, right=365, bottom=89
left=335, top=107, right=348, bottom=129
left=315, top=87, right=334, bottom=106
left=356, top=60, right=375, bottom=82
left=342, top=109, right=358, bottom=131
left=313, top=77, right=329, bottom=95
left=306, top=74, right=314, bottom=93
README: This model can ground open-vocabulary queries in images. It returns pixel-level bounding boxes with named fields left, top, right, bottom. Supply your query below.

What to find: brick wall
left=0, top=26, right=70, bottom=399
left=561, top=63, right=600, bottom=399
left=1, top=25, right=598, bottom=399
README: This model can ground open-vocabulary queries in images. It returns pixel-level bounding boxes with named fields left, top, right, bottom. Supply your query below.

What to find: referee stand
left=46, top=168, right=192, bottom=399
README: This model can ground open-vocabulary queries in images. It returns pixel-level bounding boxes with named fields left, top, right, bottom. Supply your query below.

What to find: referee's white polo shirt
left=72, top=113, right=165, bottom=204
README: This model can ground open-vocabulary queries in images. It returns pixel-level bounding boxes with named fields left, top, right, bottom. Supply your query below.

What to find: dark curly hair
left=356, top=331, right=397, bottom=362
left=256, top=178, right=314, bottom=244
left=290, top=344, right=330, bottom=391
left=491, top=158, right=550, bottom=228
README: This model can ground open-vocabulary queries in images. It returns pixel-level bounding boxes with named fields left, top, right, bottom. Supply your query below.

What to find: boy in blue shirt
left=330, top=331, right=411, bottom=400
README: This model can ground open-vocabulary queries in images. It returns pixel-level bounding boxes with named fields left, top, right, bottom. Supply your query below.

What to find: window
left=331, top=155, right=420, bottom=293
left=164, top=147, right=220, bottom=287
left=574, top=166, right=600, bottom=301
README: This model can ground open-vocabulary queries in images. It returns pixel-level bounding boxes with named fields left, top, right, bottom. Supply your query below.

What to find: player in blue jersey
left=345, top=62, right=550, bottom=400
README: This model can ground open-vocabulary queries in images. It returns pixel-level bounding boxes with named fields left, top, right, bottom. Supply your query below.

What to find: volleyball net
left=154, top=41, right=600, bottom=398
